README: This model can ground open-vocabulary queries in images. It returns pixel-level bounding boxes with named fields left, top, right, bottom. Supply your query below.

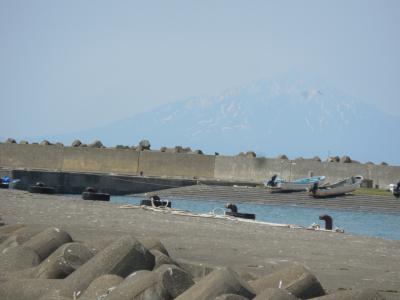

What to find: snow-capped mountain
left=40, top=79, right=400, bottom=164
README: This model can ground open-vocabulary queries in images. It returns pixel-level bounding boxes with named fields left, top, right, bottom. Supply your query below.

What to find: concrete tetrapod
left=0, top=245, right=40, bottom=272
left=175, top=267, right=256, bottom=300
left=155, top=264, right=195, bottom=298
left=249, top=264, right=325, bottom=299
left=23, top=227, right=73, bottom=261
left=141, top=238, right=170, bottom=256
left=102, top=270, right=168, bottom=300
left=253, top=288, right=299, bottom=300
left=78, top=274, right=123, bottom=300
left=0, top=235, right=155, bottom=300
left=0, top=242, right=94, bottom=281
left=151, top=249, right=177, bottom=269
left=104, top=264, right=195, bottom=300
left=309, top=288, right=386, bottom=300
left=34, top=242, right=94, bottom=279
left=174, top=258, right=215, bottom=280
left=63, top=235, right=155, bottom=296
left=215, top=294, right=250, bottom=300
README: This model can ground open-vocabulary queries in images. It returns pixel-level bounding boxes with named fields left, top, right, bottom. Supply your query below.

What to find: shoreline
left=1, top=189, right=400, bottom=298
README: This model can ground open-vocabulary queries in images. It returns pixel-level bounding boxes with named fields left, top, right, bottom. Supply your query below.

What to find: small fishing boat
left=225, top=203, right=256, bottom=220
left=82, top=187, right=110, bottom=201
left=309, top=175, right=363, bottom=198
left=140, top=194, right=172, bottom=208
left=265, top=175, right=326, bottom=192
left=28, top=182, right=55, bottom=194
left=391, top=182, right=400, bottom=198
left=0, top=176, right=10, bottom=189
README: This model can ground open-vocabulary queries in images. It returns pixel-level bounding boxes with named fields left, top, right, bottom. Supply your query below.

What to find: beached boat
left=0, top=176, right=10, bottom=189
left=81, top=187, right=110, bottom=201
left=265, top=175, right=326, bottom=192
left=309, top=175, right=363, bottom=198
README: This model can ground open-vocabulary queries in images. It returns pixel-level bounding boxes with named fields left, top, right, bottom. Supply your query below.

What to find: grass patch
left=352, top=188, right=392, bottom=197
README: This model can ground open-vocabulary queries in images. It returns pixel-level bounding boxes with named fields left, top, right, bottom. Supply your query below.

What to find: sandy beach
left=1, top=189, right=400, bottom=299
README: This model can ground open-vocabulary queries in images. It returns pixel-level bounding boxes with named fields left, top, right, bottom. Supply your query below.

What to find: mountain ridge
left=15, top=79, right=400, bottom=165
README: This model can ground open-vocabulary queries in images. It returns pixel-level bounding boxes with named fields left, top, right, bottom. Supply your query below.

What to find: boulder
left=40, top=140, right=52, bottom=146
left=5, top=138, right=16, bottom=144
left=365, top=161, right=375, bottom=165
left=312, top=156, right=321, bottom=162
left=327, top=156, right=340, bottom=162
left=19, top=140, right=29, bottom=144
left=139, top=139, right=151, bottom=150
left=277, top=154, right=288, bottom=160
left=340, top=156, right=352, bottom=163
left=245, top=151, right=256, bottom=158
left=182, top=147, right=192, bottom=153
left=88, top=140, right=104, bottom=148
left=192, top=149, right=204, bottom=155
left=380, top=161, right=388, bottom=166
left=174, top=146, right=184, bottom=153
left=71, top=140, right=82, bottom=147
left=160, top=146, right=167, bottom=152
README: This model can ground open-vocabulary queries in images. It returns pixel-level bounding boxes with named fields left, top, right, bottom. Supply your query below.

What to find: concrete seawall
left=1, top=143, right=399, bottom=188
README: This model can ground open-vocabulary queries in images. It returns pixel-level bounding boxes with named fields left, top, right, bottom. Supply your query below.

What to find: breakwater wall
left=1, top=143, right=399, bottom=188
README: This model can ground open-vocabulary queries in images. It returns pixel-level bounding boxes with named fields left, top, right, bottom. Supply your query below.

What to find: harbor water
left=111, top=196, right=400, bottom=241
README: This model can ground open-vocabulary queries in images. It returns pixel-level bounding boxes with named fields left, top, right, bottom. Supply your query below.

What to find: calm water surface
left=111, top=196, right=400, bottom=241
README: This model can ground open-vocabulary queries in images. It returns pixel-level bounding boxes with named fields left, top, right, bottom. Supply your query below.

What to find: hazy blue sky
left=1, top=0, right=399, bottom=138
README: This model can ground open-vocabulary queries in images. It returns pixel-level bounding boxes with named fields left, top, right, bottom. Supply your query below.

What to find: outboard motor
left=319, top=214, right=333, bottom=230
left=225, top=203, right=238, bottom=213
left=267, top=175, right=278, bottom=187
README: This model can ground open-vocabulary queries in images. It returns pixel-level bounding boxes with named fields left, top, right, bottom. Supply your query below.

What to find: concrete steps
left=136, top=184, right=400, bottom=214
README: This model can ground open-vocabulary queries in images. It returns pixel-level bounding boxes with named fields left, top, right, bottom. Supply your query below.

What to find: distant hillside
left=36, top=79, right=400, bottom=165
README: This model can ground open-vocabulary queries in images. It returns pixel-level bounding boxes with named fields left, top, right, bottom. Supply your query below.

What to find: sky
left=0, top=0, right=399, bottom=139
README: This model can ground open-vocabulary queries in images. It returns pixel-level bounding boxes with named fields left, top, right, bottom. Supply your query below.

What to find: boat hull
left=310, top=176, right=363, bottom=198
left=82, top=192, right=110, bottom=201
left=226, top=211, right=256, bottom=220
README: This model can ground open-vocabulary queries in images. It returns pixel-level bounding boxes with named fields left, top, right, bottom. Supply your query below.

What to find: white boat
left=309, top=175, right=363, bottom=198
left=265, top=175, right=326, bottom=192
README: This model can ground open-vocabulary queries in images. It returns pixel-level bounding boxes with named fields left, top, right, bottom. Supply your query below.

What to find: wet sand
left=1, top=189, right=400, bottom=298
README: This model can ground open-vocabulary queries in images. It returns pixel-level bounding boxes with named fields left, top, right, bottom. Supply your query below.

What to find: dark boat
left=140, top=195, right=171, bottom=208
left=140, top=199, right=171, bottom=208
left=225, top=211, right=256, bottom=220
left=0, top=176, right=10, bottom=189
left=225, top=203, right=256, bottom=220
left=28, top=182, right=55, bottom=194
left=81, top=187, right=110, bottom=201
